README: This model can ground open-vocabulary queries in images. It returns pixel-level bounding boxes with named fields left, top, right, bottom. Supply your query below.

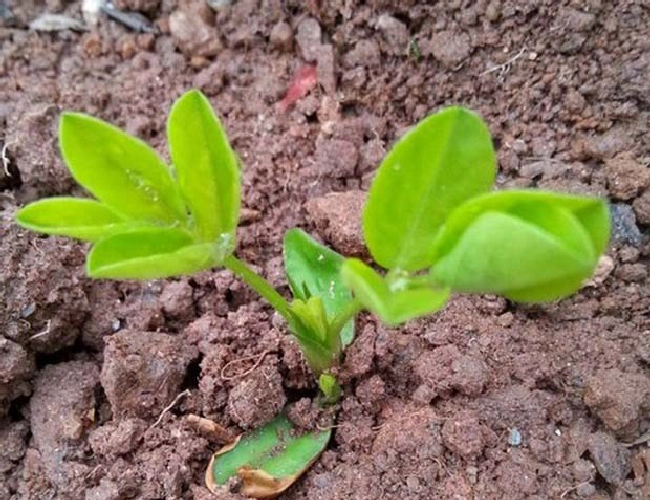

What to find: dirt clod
left=306, top=190, right=365, bottom=255
left=583, top=369, right=650, bottom=437
left=89, top=419, right=146, bottom=458
left=587, top=432, right=631, bottom=486
left=604, top=153, right=650, bottom=201
left=114, top=0, right=160, bottom=13
left=30, top=361, right=100, bottom=496
left=632, top=189, right=650, bottom=225
left=169, top=5, right=223, bottom=57
left=376, top=14, right=408, bottom=56
left=427, top=30, right=472, bottom=67
left=100, top=330, right=199, bottom=418
left=226, top=362, right=286, bottom=429
left=269, top=21, right=293, bottom=53
left=0, top=337, right=35, bottom=407
left=295, top=17, right=322, bottom=62
left=441, top=410, right=488, bottom=460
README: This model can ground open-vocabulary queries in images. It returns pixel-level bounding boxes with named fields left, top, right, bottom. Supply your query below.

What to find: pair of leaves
left=284, top=229, right=354, bottom=373
left=343, top=105, right=610, bottom=318
left=342, top=107, right=494, bottom=321
left=15, top=90, right=240, bottom=279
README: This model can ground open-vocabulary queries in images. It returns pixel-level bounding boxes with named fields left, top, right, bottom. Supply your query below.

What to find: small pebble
left=29, top=13, right=86, bottom=32
left=269, top=21, right=293, bottom=52
left=576, top=482, right=596, bottom=497
left=206, top=0, right=232, bottom=10
left=611, top=204, right=642, bottom=247
left=508, top=428, right=522, bottom=446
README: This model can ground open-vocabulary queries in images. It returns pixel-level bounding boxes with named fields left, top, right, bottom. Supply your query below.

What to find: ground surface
left=1, top=1, right=650, bottom=499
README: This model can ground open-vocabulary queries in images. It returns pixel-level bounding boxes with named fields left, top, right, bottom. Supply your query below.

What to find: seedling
left=15, top=90, right=610, bottom=497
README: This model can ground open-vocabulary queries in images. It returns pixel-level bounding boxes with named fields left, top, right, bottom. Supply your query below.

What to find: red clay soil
left=1, top=1, right=650, bottom=499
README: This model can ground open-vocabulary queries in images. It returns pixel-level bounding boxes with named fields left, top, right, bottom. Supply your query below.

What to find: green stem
left=329, top=298, right=364, bottom=338
left=224, top=254, right=292, bottom=320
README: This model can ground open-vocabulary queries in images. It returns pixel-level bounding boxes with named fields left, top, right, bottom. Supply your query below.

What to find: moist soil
left=1, top=1, right=650, bottom=499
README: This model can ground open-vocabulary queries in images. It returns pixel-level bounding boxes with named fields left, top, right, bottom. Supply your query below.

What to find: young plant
left=15, top=90, right=610, bottom=497
left=340, top=106, right=610, bottom=322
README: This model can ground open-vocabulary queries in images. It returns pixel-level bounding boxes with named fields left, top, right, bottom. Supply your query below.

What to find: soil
left=1, top=1, right=650, bottom=499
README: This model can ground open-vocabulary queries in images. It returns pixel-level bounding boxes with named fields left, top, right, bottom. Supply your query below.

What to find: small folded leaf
left=168, top=90, right=240, bottom=244
left=284, top=228, right=354, bottom=345
left=60, top=113, right=186, bottom=224
left=341, top=259, right=450, bottom=326
left=87, top=227, right=218, bottom=279
left=318, top=373, right=342, bottom=404
left=363, top=106, right=495, bottom=272
left=288, top=297, right=341, bottom=375
left=206, top=415, right=331, bottom=499
left=15, top=198, right=130, bottom=241
left=431, top=190, right=611, bottom=301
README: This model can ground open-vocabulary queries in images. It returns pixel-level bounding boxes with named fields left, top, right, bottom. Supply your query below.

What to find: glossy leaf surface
left=87, top=227, right=216, bottom=279
left=284, top=228, right=354, bottom=345
left=168, top=90, right=240, bottom=244
left=60, top=113, right=186, bottom=223
left=363, top=106, right=495, bottom=271
left=431, top=190, right=611, bottom=301
left=206, top=415, right=331, bottom=499
left=341, top=259, right=450, bottom=325
left=15, top=198, right=130, bottom=241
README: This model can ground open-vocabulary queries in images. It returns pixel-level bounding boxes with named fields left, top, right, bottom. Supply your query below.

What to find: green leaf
left=206, top=415, right=331, bottom=498
left=288, top=297, right=341, bottom=374
left=15, top=198, right=133, bottom=242
left=87, top=227, right=219, bottom=279
left=60, top=113, right=186, bottom=224
left=363, top=106, right=496, bottom=272
left=167, top=90, right=240, bottom=244
left=284, top=228, right=354, bottom=345
left=431, top=190, right=611, bottom=302
left=341, top=259, right=450, bottom=326
left=318, top=373, right=342, bottom=404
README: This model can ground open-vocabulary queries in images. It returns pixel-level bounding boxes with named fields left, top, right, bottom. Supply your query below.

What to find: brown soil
left=1, top=1, right=650, bottom=499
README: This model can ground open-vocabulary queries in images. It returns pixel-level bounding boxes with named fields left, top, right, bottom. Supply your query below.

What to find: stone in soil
left=100, top=330, right=199, bottom=418
left=306, top=190, right=365, bottom=256
left=610, top=203, right=642, bottom=247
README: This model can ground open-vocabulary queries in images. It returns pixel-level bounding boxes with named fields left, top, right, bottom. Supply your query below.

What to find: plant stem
left=330, top=298, right=364, bottom=338
left=224, top=254, right=292, bottom=320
